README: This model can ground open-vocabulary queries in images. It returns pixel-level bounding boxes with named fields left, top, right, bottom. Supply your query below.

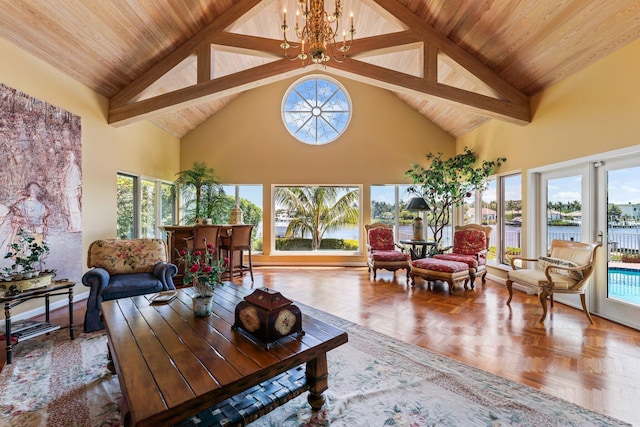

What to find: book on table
left=150, top=290, right=178, bottom=304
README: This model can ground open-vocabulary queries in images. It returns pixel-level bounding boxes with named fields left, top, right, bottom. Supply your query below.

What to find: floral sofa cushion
left=452, top=229, right=487, bottom=255
left=87, top=239, right=168, bottom=275
left=368, top=227, right=395, bottom=251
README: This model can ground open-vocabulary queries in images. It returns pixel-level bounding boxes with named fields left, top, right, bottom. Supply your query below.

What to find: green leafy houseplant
left=3, top=228, right=50, bottom=278
left=174, top=162, right=222, bottom=222
left=406, top=147, right=506, bottom=249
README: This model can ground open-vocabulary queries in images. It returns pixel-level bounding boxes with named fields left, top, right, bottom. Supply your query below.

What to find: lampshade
left=406, top=197, right=430, bottom=211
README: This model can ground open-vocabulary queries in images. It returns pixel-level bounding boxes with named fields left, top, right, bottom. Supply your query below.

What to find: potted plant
left=174, top=162, right=222, bottom=224
left=405, top=147, right=506, bottom=250
left=3, top=228, right=50, bottom=280
left=176, top=239, right=228, bottom=317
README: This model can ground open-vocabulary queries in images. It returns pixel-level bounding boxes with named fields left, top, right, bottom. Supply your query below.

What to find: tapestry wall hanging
left=0, top=83, right=82, bottom=283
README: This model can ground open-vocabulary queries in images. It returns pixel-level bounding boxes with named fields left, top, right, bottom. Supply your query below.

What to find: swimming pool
left=608, top=268, right=640, bottom=305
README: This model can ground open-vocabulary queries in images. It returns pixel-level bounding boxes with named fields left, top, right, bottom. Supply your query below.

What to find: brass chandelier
left=280, top=0, right=356, bottom=65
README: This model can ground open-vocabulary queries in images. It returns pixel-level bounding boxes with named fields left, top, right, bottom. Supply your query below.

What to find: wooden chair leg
left=580, top=293, right=594, bottom=324
left=247, top=248, right=254, bottom=282
left=506, top=279, right=513, bottom=305
left=538, top=290, right=550, bottom=322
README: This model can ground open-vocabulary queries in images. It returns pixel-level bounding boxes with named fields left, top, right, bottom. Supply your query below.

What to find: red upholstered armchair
left=433, top=224, right=492, bottom=288
left=365, top=223, right=411, bottom=281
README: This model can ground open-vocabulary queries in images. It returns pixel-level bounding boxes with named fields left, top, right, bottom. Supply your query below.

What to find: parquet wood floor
left=4, top=266, right=639, bottom=425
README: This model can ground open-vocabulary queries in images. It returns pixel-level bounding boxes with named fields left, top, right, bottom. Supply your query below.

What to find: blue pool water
left=608, top=268, right=640, bottom=305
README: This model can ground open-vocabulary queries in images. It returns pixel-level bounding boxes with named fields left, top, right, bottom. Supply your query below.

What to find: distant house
left=547, top=210, right=563, bottom=221
left=467, top=207, right=496, bottom=222
left=619, top=204, right=640, bottom=219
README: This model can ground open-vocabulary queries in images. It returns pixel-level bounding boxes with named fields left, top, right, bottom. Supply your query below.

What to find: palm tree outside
left=274, top=186, right=359, bottom=250
left=174, top=162, right=222, bottom=222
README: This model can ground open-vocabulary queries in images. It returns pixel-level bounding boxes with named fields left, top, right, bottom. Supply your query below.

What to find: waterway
left=276, top=223, right=640, bottom=251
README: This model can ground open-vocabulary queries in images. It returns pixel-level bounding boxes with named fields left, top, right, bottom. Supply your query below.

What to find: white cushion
left=508, top=268, right=578, bottom=290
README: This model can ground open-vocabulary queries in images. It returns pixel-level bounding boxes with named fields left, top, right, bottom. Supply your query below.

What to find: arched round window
left=282, top=75, right=352, bottom=145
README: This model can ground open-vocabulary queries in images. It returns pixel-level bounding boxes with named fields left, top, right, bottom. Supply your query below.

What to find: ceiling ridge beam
left=109, top=59, right=304, bottom=126
left=110, top=0, right=262, bottom=107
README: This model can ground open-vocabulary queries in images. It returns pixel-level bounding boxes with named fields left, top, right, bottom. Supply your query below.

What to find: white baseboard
left=486, top=273, right=536, bottom=294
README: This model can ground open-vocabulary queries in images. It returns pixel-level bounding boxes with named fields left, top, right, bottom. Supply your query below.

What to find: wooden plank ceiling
left=0, top=0, right=638, bottom=138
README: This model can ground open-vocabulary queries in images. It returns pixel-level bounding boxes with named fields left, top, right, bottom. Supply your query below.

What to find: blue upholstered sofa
left=82, top=238, right=177, bottom=332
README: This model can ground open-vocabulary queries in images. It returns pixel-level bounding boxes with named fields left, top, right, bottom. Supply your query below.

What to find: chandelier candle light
left=281, top=0, right=355, bottom=65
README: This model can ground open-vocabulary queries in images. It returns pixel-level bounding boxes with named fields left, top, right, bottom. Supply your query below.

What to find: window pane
left=117, top=174, right=135, bottom=239
left=282, top=76, right=352, bottom=145
left=370, top=185, right=414, bottom=241
left=274, top=186, right=360, bottom=251
left=161, top=182, right=175, bottom=226
left=546, top=175, right=582, bottom=248
left=399, top=186, right=413, bottom=241
left=463, top=193, right=476, bottom=224
left=503, top=174, right=522, bottom=264
left=238, top=185, right=263, bottom=252
left=140, top=179, right=157, bottom=238
left=371, top=185, right=395, bottom=224
left=482, top=178, right=497, bottom=262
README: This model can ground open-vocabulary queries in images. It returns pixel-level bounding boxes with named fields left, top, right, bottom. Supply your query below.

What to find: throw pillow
left=537, top=256, right=583, bottom=280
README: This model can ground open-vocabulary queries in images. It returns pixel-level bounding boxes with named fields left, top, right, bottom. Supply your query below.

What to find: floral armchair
left=506, top=240, right=601, bottom=323
left=433, top=224, right=492, bottom=288
left=365, top=223, right=411, bottom=281
left=82, top=238, right=177, bottom=332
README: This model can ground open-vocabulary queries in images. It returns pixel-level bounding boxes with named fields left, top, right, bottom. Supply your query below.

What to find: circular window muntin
left=281, top=75, right=352, bottom=145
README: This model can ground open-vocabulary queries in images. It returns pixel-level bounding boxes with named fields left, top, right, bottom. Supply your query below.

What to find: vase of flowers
left=176, top=240, right=228, bottom=317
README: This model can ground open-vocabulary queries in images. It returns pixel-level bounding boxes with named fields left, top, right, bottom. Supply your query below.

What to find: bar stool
left=219, top=224, right=254, bottom=282
left=184, top=225, right=221, bottom=262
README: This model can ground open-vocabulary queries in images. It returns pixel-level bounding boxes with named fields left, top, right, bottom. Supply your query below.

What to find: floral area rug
left=0, top=327, right=121, bottom=427
left=0, top=308, right=631, bottom=427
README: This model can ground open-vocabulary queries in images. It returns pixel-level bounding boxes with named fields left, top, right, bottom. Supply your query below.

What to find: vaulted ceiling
left=0, top=0, right=638, bottom=138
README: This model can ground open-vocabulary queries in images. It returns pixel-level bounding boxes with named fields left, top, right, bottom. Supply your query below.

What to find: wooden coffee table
left=101, top=284, right=348, bottom=427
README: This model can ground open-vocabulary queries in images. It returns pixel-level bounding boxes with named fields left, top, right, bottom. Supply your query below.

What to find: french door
left=539, top=156, right=640, bottom=329
left=595, top=157, right=640, bottom=328
left=539, top=164, right=594, bottom=310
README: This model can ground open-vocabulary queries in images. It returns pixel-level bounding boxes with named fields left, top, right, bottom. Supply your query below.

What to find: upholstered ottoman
left=410, top=258, right=471, bottom=291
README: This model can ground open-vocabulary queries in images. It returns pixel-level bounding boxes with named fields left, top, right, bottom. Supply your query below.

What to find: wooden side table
left=400, top=240, right=437, bottom=260
left=0, top=280, right=75, bottom=364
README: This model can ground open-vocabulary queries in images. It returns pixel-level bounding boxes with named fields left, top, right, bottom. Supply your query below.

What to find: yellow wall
left=180, top=72, right=456, bottom=264
left=458, top=38, right=640, bottom=275
left=0, top=39, right=180, bottom=314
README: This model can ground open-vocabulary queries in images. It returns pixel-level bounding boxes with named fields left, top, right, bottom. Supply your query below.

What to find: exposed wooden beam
left=328, top=58, right=530, bottom=125
left=346, top=31, right=421, bottom=57
left=109, top=59, right=305, bottom=126
left=368, top=0, right=529, bottom=105
left=110, top=0, right=262, bottom=107
left=109, top=0, right=530, bottom=129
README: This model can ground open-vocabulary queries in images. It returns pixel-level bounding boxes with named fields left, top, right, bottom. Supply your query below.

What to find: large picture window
left=273, top=185, right=360, bottom=252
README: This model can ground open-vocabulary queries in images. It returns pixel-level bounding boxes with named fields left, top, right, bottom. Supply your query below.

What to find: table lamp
left=406, top=197, right=430, bottom=241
